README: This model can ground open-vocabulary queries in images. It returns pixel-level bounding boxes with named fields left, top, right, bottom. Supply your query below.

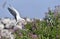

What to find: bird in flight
left=7, top=6, right=25, bottom=22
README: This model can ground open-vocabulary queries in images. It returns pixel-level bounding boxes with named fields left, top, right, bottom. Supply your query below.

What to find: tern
left=7, top=6, right=25, bottom=22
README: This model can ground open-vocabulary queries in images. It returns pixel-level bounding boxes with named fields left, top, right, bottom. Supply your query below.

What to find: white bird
left=7, top=6, right=26, bottom=29
left=7, top=6, right=25, bottom=22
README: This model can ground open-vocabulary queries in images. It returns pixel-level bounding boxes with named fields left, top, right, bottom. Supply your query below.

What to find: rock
left=10, top=34, right=15, bottom=39
left=0, top=18, right=27, bottom=39
left=14, top=25, right=22, bottom=30
left=1, top=29, right=15, bottom=39
left=0, top=23, right=4, bottom=29
left=10, top=19, right=16, bottom=24
left=5, top=23, right=15, bottom=29
left=15, top=21, right=25, bottom=29
left=1, top=18, right=11, bottom=24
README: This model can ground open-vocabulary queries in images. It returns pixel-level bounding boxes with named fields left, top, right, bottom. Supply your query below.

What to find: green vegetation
left=14, top=7, right=60, bottom=39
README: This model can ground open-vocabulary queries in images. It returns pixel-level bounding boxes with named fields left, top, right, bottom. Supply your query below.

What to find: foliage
left=14, top=7, right=60, bottom=39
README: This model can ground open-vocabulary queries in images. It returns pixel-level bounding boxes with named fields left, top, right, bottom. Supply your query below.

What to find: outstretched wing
left=8, top=7, right=16, bottom=17
left=7, top=6, right=25, bottom=21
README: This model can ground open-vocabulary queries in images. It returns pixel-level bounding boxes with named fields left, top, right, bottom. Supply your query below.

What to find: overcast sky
left=0, top=0, right=60, bottom=19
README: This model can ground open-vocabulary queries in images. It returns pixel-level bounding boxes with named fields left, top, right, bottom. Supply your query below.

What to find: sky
left=0, top=0, right=60, bottom=19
